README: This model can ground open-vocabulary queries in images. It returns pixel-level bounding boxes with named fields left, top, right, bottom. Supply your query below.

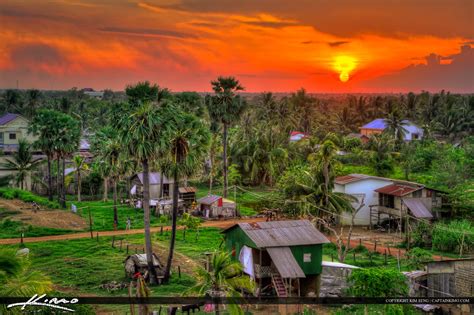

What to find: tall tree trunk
left=142, top=159, right=158, bottom=284
left=61, top=158, right=66, bottom=208
left=56, top=158, right=60, bottom=203
left=222, top=123, right=228, bottom=198
left=164, top=167, right=178, bottom=283
left=77, top=170, right=81, bottom=202
left=47, top=156, right=53, bottom=201
left=103, top=177, right=108, bottom=201
left=56, top=156, right=62, bottom=204
left=113, top=179, right=118, bottom=230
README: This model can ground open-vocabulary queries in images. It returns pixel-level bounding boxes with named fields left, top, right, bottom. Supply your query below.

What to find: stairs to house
left=271, top=274, right=287, bottom=297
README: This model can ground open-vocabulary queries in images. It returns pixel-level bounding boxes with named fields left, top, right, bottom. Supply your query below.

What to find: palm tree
left=100, top=138, right=122, bottom=229
left=118, top=101, right=164, bottom=284
left=162, top=110, right=210, bottom=282
left=187, top=251, right=255, bottom=315
left=71, top=155, right=89, bottom=202
left=0, top=248, right=52, bottom=311
left=368, top=134, right=395, bottom=176
left=383, top=111, right=409, bottom=146
left=1, top=140, right=42, bottom=190
left=206, top=76, right=246, bottom=197
left=29, top=109, right=62, bottom=201
left=311, top=140, right=338, bottom=208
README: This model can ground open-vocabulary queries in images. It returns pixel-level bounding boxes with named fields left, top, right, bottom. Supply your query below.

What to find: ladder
left=271, top=274, right=287, bottom=297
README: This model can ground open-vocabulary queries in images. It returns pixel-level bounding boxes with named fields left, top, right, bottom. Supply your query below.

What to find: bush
left=405, top=247, right=432, bottom=269
left=0, top=188, right=60, bottom=209
left=410, top=221, right=432, bottom=248
left=432, top=220, right=474, bottom=254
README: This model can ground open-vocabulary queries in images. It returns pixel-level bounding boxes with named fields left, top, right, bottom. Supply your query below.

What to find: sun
left=333, top=55, right=357, bottom=82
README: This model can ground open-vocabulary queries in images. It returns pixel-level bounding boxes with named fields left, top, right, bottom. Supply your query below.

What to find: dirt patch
left=0, top=198, right=87, bottom=230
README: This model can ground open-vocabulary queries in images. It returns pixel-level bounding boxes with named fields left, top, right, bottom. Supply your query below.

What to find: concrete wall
left=0, top=116, right=36, bottom=146
left=335, top=178, right=392, bottom=225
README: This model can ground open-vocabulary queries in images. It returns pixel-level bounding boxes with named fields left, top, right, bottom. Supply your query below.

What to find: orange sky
left=0, top=0, right=473, bottom=92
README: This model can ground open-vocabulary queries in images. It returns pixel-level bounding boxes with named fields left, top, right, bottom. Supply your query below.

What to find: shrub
left=432, top=220, right=474, bottom=254
left=405, top=247, right=432, bottom=269
left=410, top=221, right=432, bottom=248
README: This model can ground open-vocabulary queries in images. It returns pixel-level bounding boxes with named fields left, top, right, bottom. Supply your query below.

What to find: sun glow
left=334, top=56, right=357, bottom=82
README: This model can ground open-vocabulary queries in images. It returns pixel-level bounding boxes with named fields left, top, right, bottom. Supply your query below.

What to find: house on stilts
left=222, top=220, right=329, bottom=297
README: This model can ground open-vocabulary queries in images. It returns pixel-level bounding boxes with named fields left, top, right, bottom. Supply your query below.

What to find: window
left=9, top=133, right=16, bottom=140
left=303, top=253, right=311, bottom=262
left=379, top=193, right=394, bottom=208
left=412, top=133, right=419, bottom=140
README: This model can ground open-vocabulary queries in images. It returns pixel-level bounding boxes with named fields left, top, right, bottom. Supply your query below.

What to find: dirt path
left=0, top=198, right=87, bottom=230
left=0, top=217, right=265, bottom=245
left=327, top=234, right=447, bottom=261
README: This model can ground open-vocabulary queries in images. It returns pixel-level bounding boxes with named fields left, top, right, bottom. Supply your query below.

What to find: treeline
left=1, top=84, right=473, bottom=216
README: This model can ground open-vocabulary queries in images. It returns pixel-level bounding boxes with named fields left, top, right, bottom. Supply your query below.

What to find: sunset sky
left=0, top=0, right=473, bottom=92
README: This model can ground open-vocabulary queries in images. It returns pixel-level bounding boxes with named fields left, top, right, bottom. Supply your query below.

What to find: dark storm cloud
left=99, top=26, right=196, bottom=39
left=363, top=45, right=474, bottom=92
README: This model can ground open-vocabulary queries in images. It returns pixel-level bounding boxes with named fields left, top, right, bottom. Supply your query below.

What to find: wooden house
left=360, top=118, right=423, bottom=141
left=130, top=172, right=175, bottom=200
left=197, top=194, right=236, bottom=218
left=334, top=174, right=447, bottom=226
left=222, top=220, right=329, bottom=297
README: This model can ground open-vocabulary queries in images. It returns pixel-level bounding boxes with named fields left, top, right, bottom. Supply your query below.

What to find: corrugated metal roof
left=136, top=172, right=172, bottom=185
left=224, top=220, right=329, bottom=247
left=0, top=113, right=20, bottom=125
left=267, top=247, right=305, bottom=278
left=197, top=194, right=221, bottom=205
left=335, top=174, right=370, bottom=185
left=375, top=184, right=422, bottom=197
left=178, top=187, right=197, bottom=193
left=361, top=118, right=387, bottom=130
left=403, top=198, right=433, bottom=218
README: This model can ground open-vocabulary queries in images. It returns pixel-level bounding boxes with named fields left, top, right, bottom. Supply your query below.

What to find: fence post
left=353, top=252, right=356, bottom=263
left=126, top=244, right=129, bottom=254
left=374, top=240, right=377, bottom=252
left=120, top=240, right=123, bottom=251
left=178, top=266, right=181, bottom=278
left=20, top=233, right=24, bottom=245
left=384, top=249, right=388, bottom=265
left=96, top=233, right=99, bottom=242
left=111, top=236, right=115, bottom=248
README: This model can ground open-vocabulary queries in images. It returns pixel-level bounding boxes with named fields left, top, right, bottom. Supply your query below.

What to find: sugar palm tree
left=100, top=138, right=122, bottom=229
left=187, top=251, right=255, bottom=315
left=71, top=155, right=89, bottom=202
left=118, top=101, right=164, bottom=284
left=206, top=76, right=246, bottom=197
left=1, top=139, right=42, bottom=190
left=162, top=110, right=210, bottom=282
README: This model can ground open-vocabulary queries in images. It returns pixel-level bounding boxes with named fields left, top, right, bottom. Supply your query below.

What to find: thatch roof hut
left=124, top=253, right=165, bottom=281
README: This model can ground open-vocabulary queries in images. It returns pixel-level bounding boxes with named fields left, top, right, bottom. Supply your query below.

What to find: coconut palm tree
left=162, top=110, right=210, bottom=282
left=206, top=76, right=246, bottom=197
left=71, top=155, right=89, bottom=202
left=383, top=111, right=409, bottom=147
left=1, top=140, right=42, bottom=190
left=187, top=251, right=255, bottom=315
left=0, top=248, right=52, bottom=314
left=118, top=101, right=164, bottom=285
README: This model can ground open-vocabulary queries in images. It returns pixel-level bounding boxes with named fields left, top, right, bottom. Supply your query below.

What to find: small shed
left=124, top=253, right=165, bottom=281
left=197, top=194, right=236, bottom=218
left=222, top=220, right=329, bottom=297
left=178, top=187, right=197, bottom=207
